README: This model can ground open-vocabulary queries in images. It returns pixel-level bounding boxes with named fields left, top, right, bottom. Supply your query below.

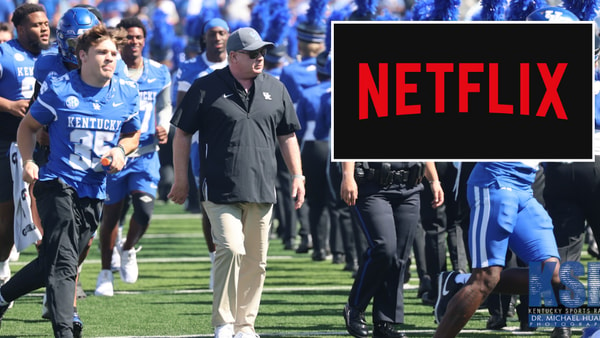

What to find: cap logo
left=249, top=30, right=260, bottom=42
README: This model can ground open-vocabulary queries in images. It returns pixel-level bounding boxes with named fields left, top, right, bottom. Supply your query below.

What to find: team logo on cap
left=66, top=96, right=79, bottom=109
left=249, top=30, right=260, bottom=41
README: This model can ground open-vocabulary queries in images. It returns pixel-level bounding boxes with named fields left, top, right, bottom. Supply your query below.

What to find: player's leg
left=434, top=183, right=517, bottom=336
left=94, top=201, right=124, bottom=297
left=120, top=153, right=160, bottom=283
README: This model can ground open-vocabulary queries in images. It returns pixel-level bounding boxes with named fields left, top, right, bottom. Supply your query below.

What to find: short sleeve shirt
left=171, top=67, right=300, bottom=204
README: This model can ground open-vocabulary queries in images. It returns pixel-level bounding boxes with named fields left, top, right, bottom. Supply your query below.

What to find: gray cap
left=226, top=27, right=274, bottom=53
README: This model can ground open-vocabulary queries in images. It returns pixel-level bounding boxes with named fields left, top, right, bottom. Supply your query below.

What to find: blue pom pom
left=564, top=0, right=600, bottom=20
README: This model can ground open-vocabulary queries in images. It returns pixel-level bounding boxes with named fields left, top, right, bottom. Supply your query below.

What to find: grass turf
left=0, top=202, right=592, bottom=337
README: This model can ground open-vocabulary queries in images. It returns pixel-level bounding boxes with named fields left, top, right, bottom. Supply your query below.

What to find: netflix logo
left=332, top=22, right=595, bottom=161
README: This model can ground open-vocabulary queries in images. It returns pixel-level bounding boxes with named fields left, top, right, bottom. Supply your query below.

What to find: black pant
left=303, top=141, right=332, bottom=256
left=1, top=179, right=101, bottom=338
left=348, top=183, right=421, bottom=323
left=543, top=160, right=600, bottom=263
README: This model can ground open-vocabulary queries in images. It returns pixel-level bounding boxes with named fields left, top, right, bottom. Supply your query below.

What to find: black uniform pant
left=1, top=179, right=101, bottom=338
left=348, top=184, right=420, bottom=324
left=543, top=159, right=600, bottom=263
left=303, top=140, right=331, bottom=256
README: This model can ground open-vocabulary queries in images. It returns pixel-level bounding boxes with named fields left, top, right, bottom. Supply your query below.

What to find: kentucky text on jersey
left=358, top=62, right=567, bottom=120
left=17, top=66, right=34, bottom=77
left=139, top=90, right=156, bottom=102
left=68, top=115, right=123, bottom=131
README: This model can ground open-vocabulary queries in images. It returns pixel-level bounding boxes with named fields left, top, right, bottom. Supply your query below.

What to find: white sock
left=455, top=273, right=471, bottom=284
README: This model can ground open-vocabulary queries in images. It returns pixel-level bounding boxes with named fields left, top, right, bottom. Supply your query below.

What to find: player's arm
left=102, top=130, right=140, bottom=174
left=0, top=96, right=29, bottom=118
left=26, top=81, right=50, bottom=146
left=16, top=113, right=44, bottom=184
left=155, top=85, right=172, bottom=144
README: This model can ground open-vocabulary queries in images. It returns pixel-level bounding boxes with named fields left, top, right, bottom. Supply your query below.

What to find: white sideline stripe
left=152, top=213, right=202, bottom=220
left=9, top=255, right=295, bottom=266
left=96, top=327, right=555, bottom=337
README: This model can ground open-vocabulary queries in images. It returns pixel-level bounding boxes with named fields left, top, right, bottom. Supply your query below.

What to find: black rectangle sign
left=332, top=22, right=594, bottom=161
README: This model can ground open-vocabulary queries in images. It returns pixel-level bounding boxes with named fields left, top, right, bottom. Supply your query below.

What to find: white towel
left=9, top=143, right=42, bottom=252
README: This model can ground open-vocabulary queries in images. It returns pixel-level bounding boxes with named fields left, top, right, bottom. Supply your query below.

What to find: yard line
left=152, top=213, right=202, bottom=220
left=96, top=327, right=555, bottom=338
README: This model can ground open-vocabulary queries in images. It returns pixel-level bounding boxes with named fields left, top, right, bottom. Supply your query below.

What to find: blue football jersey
left=0, top=39, right=51, bottom=141
left=279, top=57, right=318, bottom=104
left=296, top=81, right=331, bottom=141
left=467, top=162, right=540, bottom=191
left=314, top=89, right=332, bottom=141
left=135, top=58, right=171, bottom=147
left=29, top=70, right=141, bottom=199
left=175, top=53, right=227, bottom=93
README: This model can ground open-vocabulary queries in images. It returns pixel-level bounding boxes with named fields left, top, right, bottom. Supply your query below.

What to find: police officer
left=341, top=162, right=443, bottom=338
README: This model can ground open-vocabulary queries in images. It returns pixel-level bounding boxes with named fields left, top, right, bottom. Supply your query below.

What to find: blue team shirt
left=132, top=58, right=171, bottom=147
left=175, top=53, right=227, bottom=92
left=467, top=162, right=539, bottom=191
left=279, top=57, right=318, bottom=103
left=296, top=81, right=331, bottom=141
left=314, top=90, right=331, bottom=141
left=0, top=39, right=51, bottom=141
left=29, top=70, right=141, bottom=199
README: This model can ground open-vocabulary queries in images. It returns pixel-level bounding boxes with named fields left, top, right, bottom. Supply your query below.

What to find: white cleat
left=94, top=270, right=114, bottom=297
left=120, top=246, right=141, bottom=284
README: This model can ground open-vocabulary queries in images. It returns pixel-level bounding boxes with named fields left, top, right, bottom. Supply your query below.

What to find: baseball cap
left=226, top=27, right=274, bottom=53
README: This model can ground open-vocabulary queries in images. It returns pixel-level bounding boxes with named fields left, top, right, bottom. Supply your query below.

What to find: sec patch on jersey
left=331, top=22, right=595, bottom=162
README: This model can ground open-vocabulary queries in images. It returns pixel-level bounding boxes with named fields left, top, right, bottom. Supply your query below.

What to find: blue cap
left=202, top=18, right=229, bottom=35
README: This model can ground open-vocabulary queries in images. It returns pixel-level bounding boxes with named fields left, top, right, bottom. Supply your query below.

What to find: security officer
left=341, top=162, right=443, bottom=338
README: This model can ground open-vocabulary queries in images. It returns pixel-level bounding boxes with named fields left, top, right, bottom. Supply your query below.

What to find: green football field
left=0, top=202, right=593, bottom=337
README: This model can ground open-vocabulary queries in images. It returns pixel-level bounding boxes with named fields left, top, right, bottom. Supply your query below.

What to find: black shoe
left=434, top=271, right=465, bottom=324
left=73, top=312, right=83, bottom=338
left=295, top=236, right=312, bottom=254
left=0, top=301, right=9, bottom=328
left=550, top=327, right=571, bottom=338
left=332, top=253, right=345, bottom=264
left=343, top=262, right=359, bottom=273
left=486, top=314, right=507, bottom=330
left=417, top=276, right=432, bottom=298
left=343, top=303, right=368, bottom=338
left=515, top=303, right=536, bottom=332
left=373, top=321, right=407, bottom=338
left=312, top=249, right=327, bottom=261
left=283, top=242, right=295, bottom=251
left=421, top=291, right=436, bottom=306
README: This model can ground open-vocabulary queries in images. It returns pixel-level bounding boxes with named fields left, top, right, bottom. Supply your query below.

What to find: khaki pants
left=202, top=201, right=273, bottom=334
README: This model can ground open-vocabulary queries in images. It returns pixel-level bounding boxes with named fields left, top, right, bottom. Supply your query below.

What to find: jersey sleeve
left=29, top=80, right=58, bottom=125
left=121, top=89, right=141, bottom=135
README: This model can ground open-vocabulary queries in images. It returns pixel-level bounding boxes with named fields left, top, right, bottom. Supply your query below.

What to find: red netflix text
left=358, top=62, right=568, bottom=120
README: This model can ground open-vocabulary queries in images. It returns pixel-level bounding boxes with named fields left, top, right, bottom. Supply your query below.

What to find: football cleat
left=73, top=312, right=83, bottom=338
left=434, top=271, right=465, bottom=324
left=95, top=270, right=114, bottom=297
left=120, top=246, right=141, bottom=284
